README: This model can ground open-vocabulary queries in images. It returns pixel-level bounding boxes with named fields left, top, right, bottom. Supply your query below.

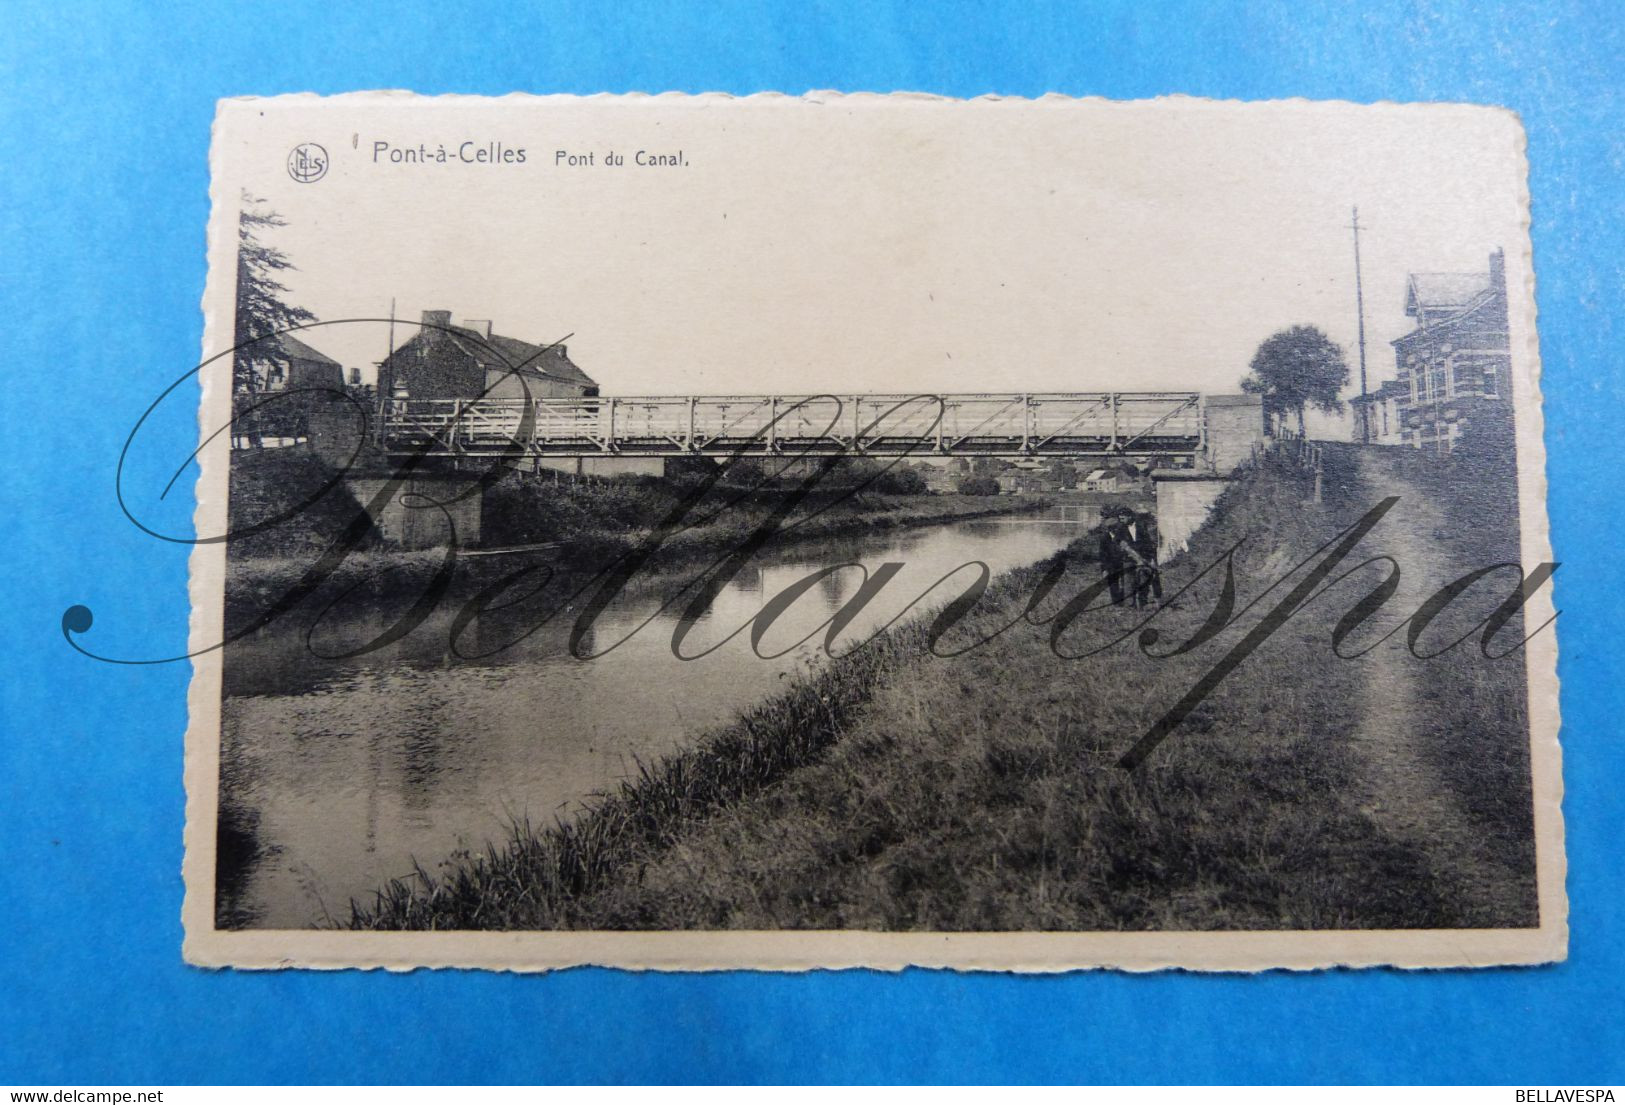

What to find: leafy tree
left=873, top=465, right=927, bottom=495
left=1239, top=325, right=1350, bottom=433
left=956, top=475, right=1001, bottom=496
left=234, top=192, right=316, bottom=399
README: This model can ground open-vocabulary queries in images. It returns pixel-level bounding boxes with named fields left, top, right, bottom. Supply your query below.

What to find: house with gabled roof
left=1404, top=272, right=1495, bottom=325
left=378, top=309, right=599, bottom=404
left=1391, top=249, right=1512, bottom=454
left=231, top=331, right=347, bottom=447
left=1082, top=464, right=1146, bottom=493
left=250, top=331, right=344, bottom=394
left=1082, top=467, right=1120, bottom=492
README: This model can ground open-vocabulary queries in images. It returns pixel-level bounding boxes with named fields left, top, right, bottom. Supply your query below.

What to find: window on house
left=1483, top=365, right=1500, bottom=398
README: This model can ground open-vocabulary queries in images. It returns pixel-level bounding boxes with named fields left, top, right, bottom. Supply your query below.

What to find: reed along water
left=217, top=508, right=1091, bottom=928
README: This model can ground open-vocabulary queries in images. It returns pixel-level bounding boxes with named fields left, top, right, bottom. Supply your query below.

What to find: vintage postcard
left=179, top=92, right=1564, bottom=970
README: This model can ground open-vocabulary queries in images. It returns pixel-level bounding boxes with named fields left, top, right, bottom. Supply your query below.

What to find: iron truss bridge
left=381, top=392, right=1207, bottom=460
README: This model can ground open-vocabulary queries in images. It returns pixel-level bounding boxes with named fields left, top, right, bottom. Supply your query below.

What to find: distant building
left=379, top=310, right=598, bottom=403
left=921, top=464, right=959, bottom=493
left=1349, top=379, right=1408, bottom=446
left=250, top=332, right=343, bottom=395
left=232, top=332, right=345, bottom=447
left=1082, top=467, right=1119, bottom=492
left=1390, top=250, right=1511, bottom=454
left=1081, top=465, right=1144, bottom=493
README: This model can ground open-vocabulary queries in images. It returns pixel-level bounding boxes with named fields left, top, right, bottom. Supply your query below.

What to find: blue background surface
left=2, top=0, right=1621, bottom=1085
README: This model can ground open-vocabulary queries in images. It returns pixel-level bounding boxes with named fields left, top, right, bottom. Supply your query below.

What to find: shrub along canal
left=217, top=506, right=1093, bottom=928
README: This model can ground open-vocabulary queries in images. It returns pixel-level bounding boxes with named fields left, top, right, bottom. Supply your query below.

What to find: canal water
left=218, top=510, right=1091, bottom=928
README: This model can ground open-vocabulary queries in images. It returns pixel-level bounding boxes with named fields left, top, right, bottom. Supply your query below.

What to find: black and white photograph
left=182, top=94, right=1563, bottom=970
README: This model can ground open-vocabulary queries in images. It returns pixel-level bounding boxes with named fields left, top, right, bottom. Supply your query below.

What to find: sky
left=212, top=94, right=1531, bottom=434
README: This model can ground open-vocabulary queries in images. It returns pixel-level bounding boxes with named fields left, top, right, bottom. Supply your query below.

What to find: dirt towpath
left=1344, top=448, right=1533, bottom=926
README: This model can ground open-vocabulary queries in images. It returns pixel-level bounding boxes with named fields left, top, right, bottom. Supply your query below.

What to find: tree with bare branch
left=233, top=193, right=317, bottom=444
left=235, top=192, right=316, bottom=391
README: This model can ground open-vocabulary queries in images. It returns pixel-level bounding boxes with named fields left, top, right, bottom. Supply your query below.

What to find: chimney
left=421, top=309, right=452, bottom=339
left=347, top=367, right=361, bottom=385
left=463, top=319, right=493, bottom=341
left=1488, top=247, right=1506, bottom=298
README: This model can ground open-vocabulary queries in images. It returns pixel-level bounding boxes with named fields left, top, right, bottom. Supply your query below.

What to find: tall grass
left=349, top=622, right=928, bottom=929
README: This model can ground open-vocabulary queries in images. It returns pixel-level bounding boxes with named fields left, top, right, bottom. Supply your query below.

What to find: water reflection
left=218, top=512, right=1087, bottom=928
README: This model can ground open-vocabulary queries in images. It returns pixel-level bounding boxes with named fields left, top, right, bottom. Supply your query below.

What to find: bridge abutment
left=1152, top=394, right=1263, bottom=562
left=1151, top=470, right=1229, bottom=562
left=1202, top=394, right=1267, bottom=475
left=346, top=476, right=485, bottom=551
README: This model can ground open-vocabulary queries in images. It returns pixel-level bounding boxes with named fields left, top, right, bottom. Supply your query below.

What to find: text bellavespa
left=72, top=322, right=1559, bottom=772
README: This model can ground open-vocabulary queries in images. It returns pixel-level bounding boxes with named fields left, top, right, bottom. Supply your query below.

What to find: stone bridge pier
left=345, top=475, right=486, bottom=550
left=1152, top=394, right=1265, bottom=562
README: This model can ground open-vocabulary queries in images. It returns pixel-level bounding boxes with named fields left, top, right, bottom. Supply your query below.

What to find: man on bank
left=1098, top=505, right=1130, bottom=605
left=1118, top=505, right=1163, bottom=607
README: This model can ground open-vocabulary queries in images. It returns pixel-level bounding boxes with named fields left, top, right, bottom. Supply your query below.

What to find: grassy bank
left=350, top=442, right=1538, bottom=931
left=353, top=623, right=928, bottom=929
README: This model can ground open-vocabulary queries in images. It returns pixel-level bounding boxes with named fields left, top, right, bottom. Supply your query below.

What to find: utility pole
left=1350, top=206, right=1371, bottom=444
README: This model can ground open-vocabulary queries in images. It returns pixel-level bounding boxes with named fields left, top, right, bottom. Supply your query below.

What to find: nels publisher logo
left=287, top=142, right=329, bottom=183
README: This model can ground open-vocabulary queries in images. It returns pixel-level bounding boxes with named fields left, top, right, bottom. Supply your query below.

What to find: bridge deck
left=382, top=392, right=1206, bottom=459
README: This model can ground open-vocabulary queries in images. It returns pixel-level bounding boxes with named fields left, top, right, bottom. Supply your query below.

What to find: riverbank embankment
left=350, top=442, right=1538, bottom=932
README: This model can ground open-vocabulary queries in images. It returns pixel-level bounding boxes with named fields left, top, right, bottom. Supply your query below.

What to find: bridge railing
left=383, top=392, right=1205, bottom=457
